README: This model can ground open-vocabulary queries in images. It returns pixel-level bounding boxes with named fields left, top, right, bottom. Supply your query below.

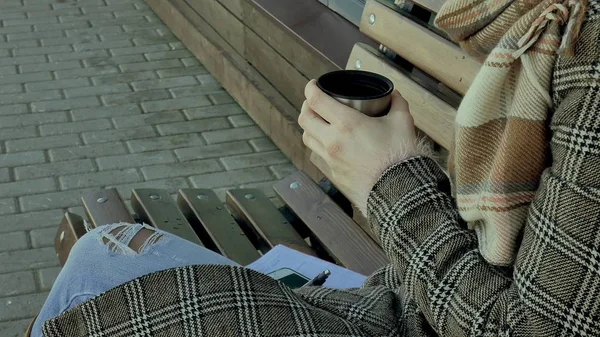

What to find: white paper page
left=247, top=245, right=367, bottom=289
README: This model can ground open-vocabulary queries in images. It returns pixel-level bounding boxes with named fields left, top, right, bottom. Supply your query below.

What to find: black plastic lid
left=316, top=70, right=394, bottom=100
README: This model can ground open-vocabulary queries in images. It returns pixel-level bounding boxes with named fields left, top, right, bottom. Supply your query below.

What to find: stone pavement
left=0, top=0, right=297, bottom=333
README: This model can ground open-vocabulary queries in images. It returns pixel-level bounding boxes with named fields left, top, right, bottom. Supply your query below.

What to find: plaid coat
left=42, top=3, right=600, bottom=336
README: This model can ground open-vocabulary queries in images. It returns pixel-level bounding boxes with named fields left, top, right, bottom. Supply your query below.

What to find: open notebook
left=247, top=245, right=368, bottom=289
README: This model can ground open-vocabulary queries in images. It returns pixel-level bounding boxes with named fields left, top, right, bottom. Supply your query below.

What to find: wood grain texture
left=178, top=189, right=260, bottom=265
left=226, top=188, right=317, bottom=257
left=55, top=212, right=86, bottom=267
left=243, top=1, right=339, bottom=79
left=243, top=28, right=308, bottom=109
left=274, top=171, right=388, bottom=275
left=244, top=28, right=308, bottom=109
left=217, top=0, right=242, bottom=19
left=131, top=189, right=204, bottom=247
left=252, top=0, right=377, bottom=68
left=81, top=189, right=134, bottom=228
left=360, top=0, right=479, bottom=95
left=347, top=43, right=456, bottom=149
left=185, top=0, right=245, bottom=55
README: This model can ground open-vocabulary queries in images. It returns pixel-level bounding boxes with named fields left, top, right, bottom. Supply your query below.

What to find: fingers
left=304, top=80, right=359, bottom=124
left=302, top=131, right=328, bottom=160
left=299, top=101, right=331, bottom=142
left=386, top=90, right=414, bottom=123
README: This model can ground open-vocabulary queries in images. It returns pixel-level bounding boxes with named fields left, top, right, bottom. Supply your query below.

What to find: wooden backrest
left=348, top=43, right=456, bottom=149
left=352, top=0, right=482, bottom=150
left=309, top=0, right=465, bottom=220
left=310, top=41, right=455, bottom=205
left=360, top=0, right=479, bottom=96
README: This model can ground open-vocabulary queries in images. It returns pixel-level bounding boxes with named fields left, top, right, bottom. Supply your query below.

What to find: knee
left=69, top=223, right=163, bottom=261
left=102, top=224, right=163, bottom=254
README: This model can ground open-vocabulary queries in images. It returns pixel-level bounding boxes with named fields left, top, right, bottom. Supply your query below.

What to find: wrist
left=356, top=138, right=434, bottom=215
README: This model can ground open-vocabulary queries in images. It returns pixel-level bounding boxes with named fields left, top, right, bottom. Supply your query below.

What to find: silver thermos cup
left=316, top=70, right=394, bottom=117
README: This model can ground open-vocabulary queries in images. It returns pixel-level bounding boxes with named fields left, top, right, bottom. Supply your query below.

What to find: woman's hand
left=299, top=80, right=426, bottom=213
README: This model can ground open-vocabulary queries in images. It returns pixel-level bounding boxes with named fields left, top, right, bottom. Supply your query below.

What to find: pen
left=302, top=270, right=331, bottom=288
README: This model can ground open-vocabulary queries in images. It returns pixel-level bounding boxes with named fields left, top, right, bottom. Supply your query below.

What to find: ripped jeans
left=32, top=223, right=238, bottom=337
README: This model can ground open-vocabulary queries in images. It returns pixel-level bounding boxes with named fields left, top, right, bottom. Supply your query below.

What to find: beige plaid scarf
left=430, top=0, right=586, bottom=265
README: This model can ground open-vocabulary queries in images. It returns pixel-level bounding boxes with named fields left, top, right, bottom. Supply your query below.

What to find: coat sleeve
left=367, top=86, right=600, bottom=335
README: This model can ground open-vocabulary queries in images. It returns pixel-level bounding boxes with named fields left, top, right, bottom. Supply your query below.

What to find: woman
left=31, top=0, right=599, bottom=335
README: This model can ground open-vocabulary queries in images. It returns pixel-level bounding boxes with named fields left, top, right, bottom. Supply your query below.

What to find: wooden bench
left=54, top=0, right=478, bottom=280
left=35, top=3, right=485, bottom=337
left=55, top=172, right=388, bottom=276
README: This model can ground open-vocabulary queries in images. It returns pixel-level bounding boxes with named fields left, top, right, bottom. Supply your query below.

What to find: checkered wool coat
left=42, top=3, right=600, bottom=337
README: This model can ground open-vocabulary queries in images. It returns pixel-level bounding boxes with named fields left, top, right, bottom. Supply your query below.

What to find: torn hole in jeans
left=98, top=223, right=163, bottom=255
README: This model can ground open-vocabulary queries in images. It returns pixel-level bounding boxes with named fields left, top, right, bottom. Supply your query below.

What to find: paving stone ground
left=0, top=0, right=297, bottom=333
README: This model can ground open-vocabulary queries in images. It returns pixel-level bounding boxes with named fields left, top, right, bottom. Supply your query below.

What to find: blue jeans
left=32, top=223, right=239, bottom=337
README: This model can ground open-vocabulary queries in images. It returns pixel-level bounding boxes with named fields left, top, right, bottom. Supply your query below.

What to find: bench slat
left=81, top=189, right=134, bottom=228
left=55, top=212, right=87, bottom=267
left=273, top=171, right=388, bottom=275
left=178, top=188, right=260, bottom=265
left=360, top=0, right=479, bottom=96
left=226, top=188, right=317, bottom=257
left=131, top=189, right=204, bottom=247
left=348, top=43, right=455, bottom=149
